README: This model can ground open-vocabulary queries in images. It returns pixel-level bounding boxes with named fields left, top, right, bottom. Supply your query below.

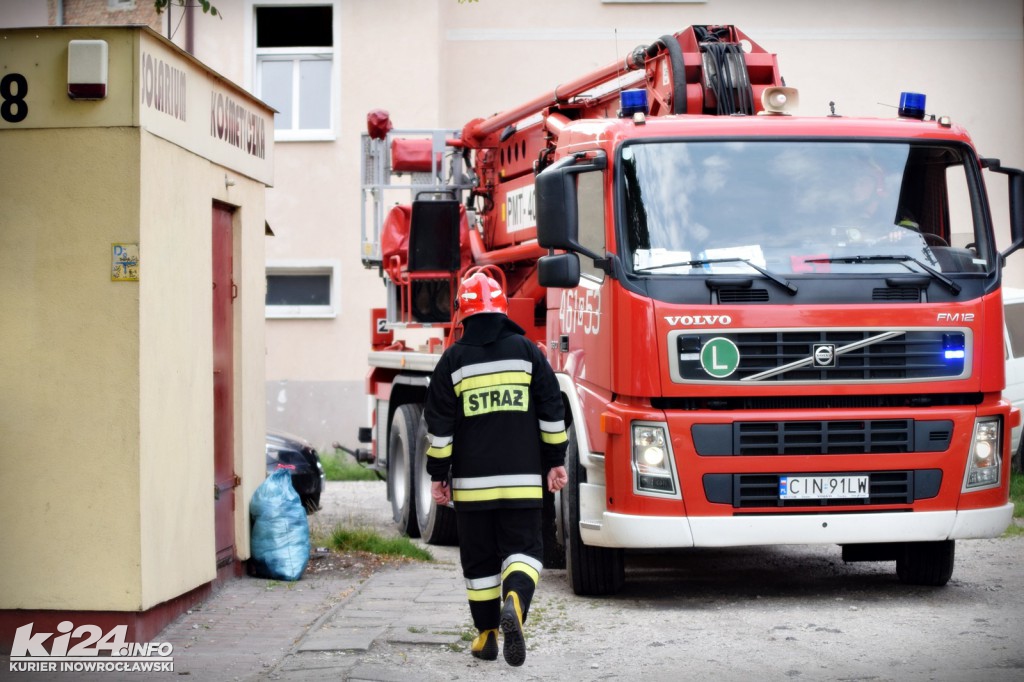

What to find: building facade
left=3, top=0, right=1022, bottom=451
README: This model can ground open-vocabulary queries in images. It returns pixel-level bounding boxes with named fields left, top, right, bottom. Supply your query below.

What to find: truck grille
left=671, top=329, right=969, bottom=383
left=740, top=419, right=912, bottom=454
left=692, top=419, right=953, bottom=455
left=702, top=470, right=942, bottom=508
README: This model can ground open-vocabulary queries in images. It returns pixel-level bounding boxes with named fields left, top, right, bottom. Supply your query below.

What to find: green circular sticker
left=700, top=337, right=740, bottom=378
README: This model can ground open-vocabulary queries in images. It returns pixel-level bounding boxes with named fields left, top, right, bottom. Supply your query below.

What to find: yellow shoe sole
left=500, top=594, right=525, bottom=667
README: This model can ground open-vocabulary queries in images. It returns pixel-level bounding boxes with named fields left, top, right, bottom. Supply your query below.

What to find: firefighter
left=424, top=271, right=569, bottom=667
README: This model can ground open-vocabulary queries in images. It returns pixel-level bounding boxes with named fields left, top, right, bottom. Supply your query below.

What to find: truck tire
left=896, top=540, right=955, bottom=586
left=561, top=426, right=625, bottom=596
left=388, top=404, right=421, bottom=538
left=414, top=413, right=458, bottom=545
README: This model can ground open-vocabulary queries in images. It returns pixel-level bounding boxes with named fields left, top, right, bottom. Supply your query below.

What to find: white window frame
left=246, top=0, right=341, bottom=142
left=265, top=260, right=341, bottom=319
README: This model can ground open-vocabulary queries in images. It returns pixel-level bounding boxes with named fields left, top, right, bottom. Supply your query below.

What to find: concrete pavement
left=269, top=563, right=473, bottom=681
left=2, top=481, right=502, bottom=682
left=160, top=552, right=474, bottom=681
left=1, top=551, right=481, bottom=682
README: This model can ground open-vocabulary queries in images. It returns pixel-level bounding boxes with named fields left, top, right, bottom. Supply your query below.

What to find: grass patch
left=1003, top=471, right=1024, bottom=537
left=321, top=449, right=381, bottom=482
left=446, top=624, right=477, bottom=652
left=327, top=526, right=433, bottom=562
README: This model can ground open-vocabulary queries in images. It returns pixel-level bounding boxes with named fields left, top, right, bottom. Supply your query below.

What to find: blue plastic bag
left=248, top=468, right=310, bottom=581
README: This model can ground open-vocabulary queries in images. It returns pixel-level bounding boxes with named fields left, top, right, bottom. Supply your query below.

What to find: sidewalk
left=1, top=553, right=472, bottom=682
left=269, top=562, right=470, bottom=681
left=163, top=547, right=470, bottom=681
left=2, top=481, right=533, bottom=681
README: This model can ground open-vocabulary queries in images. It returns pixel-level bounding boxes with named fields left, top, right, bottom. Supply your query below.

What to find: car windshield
left=620, top=140, right=990, bottom=276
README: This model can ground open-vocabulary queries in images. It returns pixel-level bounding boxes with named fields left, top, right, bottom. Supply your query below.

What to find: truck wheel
left=414, top=414, right=458, bottom=545
left=388, top=404, right=421, bottom=538
left=561, top=427, right=624, bottom=595
left=896, top=540, right=954, bottom=586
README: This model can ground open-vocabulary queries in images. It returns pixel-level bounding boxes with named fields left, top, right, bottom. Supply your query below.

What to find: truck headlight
left=632, top=423, right=678, bottom=496
left=964, top=416, right=1001, bottom=490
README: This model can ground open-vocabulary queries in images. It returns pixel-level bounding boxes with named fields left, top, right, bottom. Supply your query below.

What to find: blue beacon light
left=620, top=89, right=649, bottom=118
left=898, top=92, right=926, bottom=120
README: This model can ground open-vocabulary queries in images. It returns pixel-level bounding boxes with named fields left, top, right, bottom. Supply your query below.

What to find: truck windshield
left=620, top=140, right=990, bottom=276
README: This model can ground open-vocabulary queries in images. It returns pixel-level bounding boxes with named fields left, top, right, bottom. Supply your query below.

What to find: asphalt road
left=316, top=480, right=1024, bottom=681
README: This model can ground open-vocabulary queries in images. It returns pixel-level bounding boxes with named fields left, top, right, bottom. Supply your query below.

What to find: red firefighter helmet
left=456, top=272, right=508, bottom=317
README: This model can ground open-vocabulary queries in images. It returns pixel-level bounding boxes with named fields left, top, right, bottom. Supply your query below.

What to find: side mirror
left=538, top=252, right=581, bottom=288
left=985, top=158, right=1024, bottom=260
left=1009, top=169, right=1024, bottom=259
left=536, top=151, right=606, bottom=261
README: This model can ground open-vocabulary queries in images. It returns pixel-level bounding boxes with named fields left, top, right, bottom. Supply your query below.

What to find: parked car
left=1004, top=287, right=1024, bottom=471
left=266, top=430, right=326, bottom=513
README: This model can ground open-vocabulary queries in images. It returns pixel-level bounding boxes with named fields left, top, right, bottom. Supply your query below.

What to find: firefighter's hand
left=547, top=466, right=568, bottom=493
left=431, top=480, right=450, bottom=505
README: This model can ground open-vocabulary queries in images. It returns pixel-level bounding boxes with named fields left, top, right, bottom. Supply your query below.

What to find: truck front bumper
left=579, top=503, right=1014, bottom=549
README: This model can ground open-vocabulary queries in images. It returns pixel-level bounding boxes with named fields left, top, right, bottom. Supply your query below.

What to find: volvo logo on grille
left=813, top=344, right=836, bottom=367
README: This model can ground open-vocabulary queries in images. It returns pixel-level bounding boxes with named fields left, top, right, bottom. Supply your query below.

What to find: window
left=254, top=4, right=336, bottom=141
left=620, top=140, right=992, bottom=277
left=577, top=170, right=607, bottom=281
left=266, top=261, right=340, bottom=318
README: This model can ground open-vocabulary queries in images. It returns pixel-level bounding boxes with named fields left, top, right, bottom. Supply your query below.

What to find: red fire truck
left=356, top=25, right=1023, bottom=594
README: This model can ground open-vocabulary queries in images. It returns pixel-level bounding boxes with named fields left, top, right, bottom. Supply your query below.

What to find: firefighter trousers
left=456, top=507, right=543, bottom=632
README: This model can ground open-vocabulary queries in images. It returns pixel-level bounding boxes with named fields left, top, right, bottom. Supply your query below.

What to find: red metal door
left=212, top=203, right=236, bottom=568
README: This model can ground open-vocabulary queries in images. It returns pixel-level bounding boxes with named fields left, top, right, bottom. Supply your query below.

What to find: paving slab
left=382, top=626, right=463, bottom=646
left=297, top=625, right=387, bottom=652
left=346, top=662, right=438, bottom=682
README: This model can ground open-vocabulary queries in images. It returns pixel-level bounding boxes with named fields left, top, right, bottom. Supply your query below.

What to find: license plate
left=779, top=475, right=869, bottom=500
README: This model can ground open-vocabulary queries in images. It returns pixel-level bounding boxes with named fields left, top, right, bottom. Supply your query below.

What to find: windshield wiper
left=804, top=254, right=961, bottom=295
left=637, top=257, right=797, bottom=295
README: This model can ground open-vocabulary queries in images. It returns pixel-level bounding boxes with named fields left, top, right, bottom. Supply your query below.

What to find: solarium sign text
left=140, top=51, right=186, bottom=122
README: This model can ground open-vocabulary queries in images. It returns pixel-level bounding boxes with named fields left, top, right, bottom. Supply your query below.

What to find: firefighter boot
left=470, top=628, right=498, bottom=661
left=500, top=591, right=526, bottom=666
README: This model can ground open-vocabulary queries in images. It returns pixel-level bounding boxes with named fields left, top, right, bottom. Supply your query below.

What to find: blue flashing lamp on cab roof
left=619, top=89, right=649, bottom=118
left=898, top=92, right=926, bottom=120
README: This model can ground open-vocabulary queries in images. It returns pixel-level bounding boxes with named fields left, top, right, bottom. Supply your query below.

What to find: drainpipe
left=185, top=0, right=194, bottom=54
left=55, top=0, right=64, bottom=25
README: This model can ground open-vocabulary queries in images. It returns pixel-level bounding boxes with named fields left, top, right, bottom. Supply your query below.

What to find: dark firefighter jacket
left=424, top=313, right=568, bottom=511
